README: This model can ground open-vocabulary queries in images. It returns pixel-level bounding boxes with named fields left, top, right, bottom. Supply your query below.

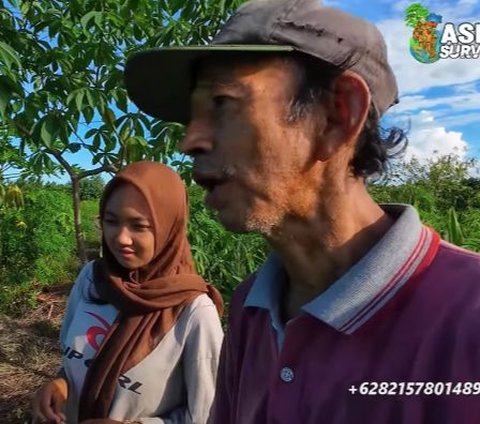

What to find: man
left=124, top=0, right=480, bottom=422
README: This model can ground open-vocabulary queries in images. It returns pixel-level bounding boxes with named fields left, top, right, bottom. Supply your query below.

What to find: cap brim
left=124, top=45, right=294, bottom=124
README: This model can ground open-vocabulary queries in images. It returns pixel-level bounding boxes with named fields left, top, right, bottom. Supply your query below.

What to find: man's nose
left=179, top=118, right=214, bottom=157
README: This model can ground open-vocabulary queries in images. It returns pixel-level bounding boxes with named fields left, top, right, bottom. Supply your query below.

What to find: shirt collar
left=244, top=204, right=438, bottom=334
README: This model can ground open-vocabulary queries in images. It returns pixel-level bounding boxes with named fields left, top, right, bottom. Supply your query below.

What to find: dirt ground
left=0, top=285, right=69, bottom=424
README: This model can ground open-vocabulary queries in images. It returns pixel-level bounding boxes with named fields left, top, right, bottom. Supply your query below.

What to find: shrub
left=81, top=200, right=100, bottom=242
left=81, top=199, right=101, bottom=260
left=79, top=175, right=105, bottom=200
left=0, top=185, right=79, bottom=314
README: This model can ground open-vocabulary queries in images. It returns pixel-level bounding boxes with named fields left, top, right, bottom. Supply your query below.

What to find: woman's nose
left=115, top=226, right=133, bottom=246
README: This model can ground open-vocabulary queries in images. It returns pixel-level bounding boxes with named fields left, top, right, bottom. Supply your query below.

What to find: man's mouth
left=192, top=170, right=225, bottom=192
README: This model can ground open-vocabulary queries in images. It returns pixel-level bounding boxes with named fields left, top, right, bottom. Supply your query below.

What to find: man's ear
left=315, top=71, right=371, bottom=161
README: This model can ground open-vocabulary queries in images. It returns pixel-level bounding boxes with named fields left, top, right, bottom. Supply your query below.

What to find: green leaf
left=102, top=107, right=116, bottom=129
left=119, top=122, right=131, bottom=142
left=85, top=90, right=95, bottom=109
left=114, top=115, right=128, bottom=127
left=0, top=90, right=9, bottom=118
left=104, top=72, right=120, bottom=92
left=125, top=141, right=143, bottom=163
left=134, top=120, right=145, bottom=137
left=0, top=41, right=22, bottom=70
left=115, top=90, right=128, bottom=113
left=85, top=128, right=97, bottom=139
left=92, top=133, right=101, bottom=152
left=20, top=1, right=29, bottom=15
left=128, top=136, right=148, bottom=147
left=92, top=153, right=102, bottom=165
left=48, top=19, right=62, bottom=38
left=138, top=113, right=152, bottom=130
left=151, top=121, right=167, bottom=137
left=76, top=90, right=85, bottom=112
left=168, top=0, right=183, bottom=14
left=40, top=115, right=60, bottom=148
left=83, top=107, right=94, bottom=124
left=0, top=75, right=24, bottom=98
left=81, top=11, right=103, bottom=30
left=69, top=143, right=82, bottom=153
left=42, top=153, right=55, bottom=172
left=30, top=152, right=45, bottom=174
left=104, top=135, right=116, bottom=152
left=127, top=0, right=141, bottom=13
left=11, top=99, right=22, bottom=113
left=68, top=89, right=85, bottom=112
left=219, top=0, right=226, bottom=16
left=59, top=120, right=71, bottom=144
left=133, top=23, right=144, bottom=41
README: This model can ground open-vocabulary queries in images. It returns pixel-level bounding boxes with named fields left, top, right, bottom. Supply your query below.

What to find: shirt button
left=280, top=367, right=294, bottom=383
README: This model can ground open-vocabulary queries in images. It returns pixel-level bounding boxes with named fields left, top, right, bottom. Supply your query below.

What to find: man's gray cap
left=125, top=0, right=399, bottom=124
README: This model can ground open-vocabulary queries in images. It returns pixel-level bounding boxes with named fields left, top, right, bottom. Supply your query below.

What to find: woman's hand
left=32, top=377, right=68, bottom=423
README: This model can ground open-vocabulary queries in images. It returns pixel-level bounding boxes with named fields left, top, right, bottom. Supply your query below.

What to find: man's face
left=179, top=57, right=323, bottom=234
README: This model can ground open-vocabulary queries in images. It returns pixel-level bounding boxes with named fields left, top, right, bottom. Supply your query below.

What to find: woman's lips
left=118, top=250, right=135, bottom=258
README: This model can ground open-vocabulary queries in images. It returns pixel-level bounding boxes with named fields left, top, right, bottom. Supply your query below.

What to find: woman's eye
left=134, top=224, right=151, bottom=230
left=103, top=218, right=117, bottom=225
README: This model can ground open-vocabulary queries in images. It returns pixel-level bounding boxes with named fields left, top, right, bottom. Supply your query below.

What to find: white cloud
left=388, top=91, right=480, bottom=114
left=458, top=0, right=477, bottom=6
left=435, top=112, right=480, bottom=128
left=403, top=111, right=469, bottom=161
left=434, top=0, right=478, bottom=20
left=452, top=81, right=479, bottom=94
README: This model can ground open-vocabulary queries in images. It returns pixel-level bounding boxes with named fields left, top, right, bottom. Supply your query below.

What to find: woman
left=32, top=161, right=224, bottom=424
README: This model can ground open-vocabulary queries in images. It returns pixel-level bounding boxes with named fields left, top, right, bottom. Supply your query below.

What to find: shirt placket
left=267, top=315, right=308, bottom=423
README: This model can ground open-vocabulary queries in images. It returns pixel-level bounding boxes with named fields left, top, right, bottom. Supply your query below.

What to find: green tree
left=79, top=174, right=105, bottom=200
left=0, top=0, right=245, bottom=262
left=369, top=154, right=480, bottom=251
left=424, top=154, right=475, bottom=211
left=405, top=3, right=430, bottom=28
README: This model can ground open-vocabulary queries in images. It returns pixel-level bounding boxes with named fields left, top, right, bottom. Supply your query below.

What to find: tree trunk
left=71, top=175, right=87, bottom=264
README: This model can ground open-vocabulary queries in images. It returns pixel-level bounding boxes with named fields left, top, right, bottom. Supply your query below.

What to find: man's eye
left=103, top=218, right=117, bottom=225
left=212, top=95, right=231, bottom=108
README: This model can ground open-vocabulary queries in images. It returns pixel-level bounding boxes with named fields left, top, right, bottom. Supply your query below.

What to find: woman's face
left=102, top=183, right=155, bottom=270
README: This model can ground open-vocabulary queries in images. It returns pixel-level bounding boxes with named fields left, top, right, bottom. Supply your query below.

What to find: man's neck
left=267, top=188, right=394, bottom=321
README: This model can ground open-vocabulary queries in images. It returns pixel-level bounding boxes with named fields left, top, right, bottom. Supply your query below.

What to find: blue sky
left=325, top=0, right=480, bottom=162
left=54, top=0, right=480, bottom=182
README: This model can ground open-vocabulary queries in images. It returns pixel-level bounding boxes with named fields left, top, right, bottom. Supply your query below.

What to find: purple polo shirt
left=211, top=205, right=480, bottom=424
